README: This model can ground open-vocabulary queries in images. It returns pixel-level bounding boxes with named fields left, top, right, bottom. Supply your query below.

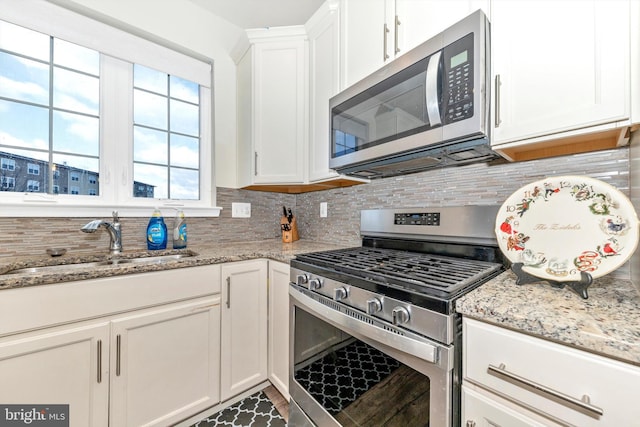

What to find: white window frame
left=27, top=180, right=40, bottom=192
left=1, top=176, right=15, bottom=189
left=27, top=163, right=40, bottom=176
left=0, top=0, right=220, bottom=217
left=1, top=158, right=15, bottom=171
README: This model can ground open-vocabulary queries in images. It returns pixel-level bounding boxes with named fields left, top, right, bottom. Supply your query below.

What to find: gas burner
left=295, top=247, right=503, bottom=294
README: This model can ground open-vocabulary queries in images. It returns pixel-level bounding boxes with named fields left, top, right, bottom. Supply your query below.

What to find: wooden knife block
left=281, top=215, right=299, bottom=243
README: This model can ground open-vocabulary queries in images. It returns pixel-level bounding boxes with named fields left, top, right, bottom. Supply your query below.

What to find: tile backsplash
left=0, top=147, right=633, bottom=281
left=0, top=188, right=295, bottom=259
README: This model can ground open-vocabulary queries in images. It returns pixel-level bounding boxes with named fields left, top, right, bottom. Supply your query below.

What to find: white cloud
left=0, top=76, right=48, bottom=104
left=0, top=130, right=48, bottom=151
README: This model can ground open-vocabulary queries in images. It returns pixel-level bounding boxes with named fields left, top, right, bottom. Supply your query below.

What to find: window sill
left=0, top=201, right=222, bottom=218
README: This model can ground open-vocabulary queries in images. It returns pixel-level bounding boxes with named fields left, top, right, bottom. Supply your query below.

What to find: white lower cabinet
left=109, top=298, right=220, bottom=427
left=268, top=260, right=291, bottom=399
left=220, top=260, right=268, bottom=401
left=462, top=317, right=640, bottom=426
left=0, top=265, right=221, bottom=427
left=0, top=321, right=110, bottom=427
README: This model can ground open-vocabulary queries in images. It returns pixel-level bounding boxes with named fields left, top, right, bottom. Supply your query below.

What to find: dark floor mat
left=192, top=391, right=286, bottom=427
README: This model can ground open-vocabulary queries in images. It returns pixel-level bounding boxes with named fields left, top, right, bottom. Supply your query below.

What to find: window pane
left=0, top=52, right=49, bottom=105
left=170, top=134, right=198, bottom=168
left=0, top=150, right=49, bottom=193
left=0, top=100, right=49, bottom=151
left=170, top=75, right=199, bottom=103
left=134, top=127, right=168, bottom=164
left=134, top=64, right=167, bottom=95
left=133, top=67, right=202, bottom=200
left=134, top=89, right=167, bottom=129
left=53, top=153, right=99, bottom=174
left=170, top=99, right=199, bottom=136
left=1, top=147, right=48, bottom=162
left=49, top=156, right=99, bottom=195
left=0, top=21, right=49, bottom=61
left=134, top=163, right=167, bottom=199
left=0, top=21, right=102, bottom=198
left=170, top=167, right=198, bottom=200
left=53, top=68, right=99, bottom=115
left=53, top=111, right=99, bottom=157
left=53, top=38, right=99, bottom=75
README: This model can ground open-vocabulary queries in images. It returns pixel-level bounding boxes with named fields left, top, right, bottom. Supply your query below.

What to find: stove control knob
left=296, top=274, right=309, bottom=286
left=308, top=278, right=323, bottom=290
left=366, top=298, right=382, bottom=315
left=392, top=306, right=410, bottom=325
left=333, top=286, right=349, bottom=301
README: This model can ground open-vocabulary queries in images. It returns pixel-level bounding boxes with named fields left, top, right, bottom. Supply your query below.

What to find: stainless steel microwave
left=329, top=9, right=496, bottom=179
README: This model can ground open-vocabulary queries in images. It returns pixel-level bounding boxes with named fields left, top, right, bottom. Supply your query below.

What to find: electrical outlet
left=231, top=202, right=251, bottom=218
left=320, top=202, right=328, bottom=218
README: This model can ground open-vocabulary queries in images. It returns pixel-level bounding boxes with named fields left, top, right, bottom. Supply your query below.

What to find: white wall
left=48, top=0, right=245, bottom=188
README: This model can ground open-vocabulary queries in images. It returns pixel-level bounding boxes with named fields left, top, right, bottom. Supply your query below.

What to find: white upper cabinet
left=236, top=29, right=308, bottom=186
left=340, top=0, right=489, bottom=88
left=307, top=1, right=342, bottom=182
left=491, top=0, right=638, bottom=160
left=395, top=0, right=489, bottom=55
left=340, top=0, right=389, bottom=87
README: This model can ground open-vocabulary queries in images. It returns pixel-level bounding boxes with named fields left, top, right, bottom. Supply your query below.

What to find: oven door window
left=293, top=307, right=431, bottom=426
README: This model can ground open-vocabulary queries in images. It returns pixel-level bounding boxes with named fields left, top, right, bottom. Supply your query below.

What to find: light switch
left=320, top=202, right=328, bottom=218
left=232, top=202, right=251, bottom=218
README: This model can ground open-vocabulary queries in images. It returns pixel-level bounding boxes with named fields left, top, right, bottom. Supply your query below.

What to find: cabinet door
left=462, top=385, right=555, bottom=427
left=252, top=40, right=307, bottom=184
left=268, top=261, right=291, bottom=399
left=396, top=0, right=489, bottom=55
left=341, top=0, right=390, bottom=87
left=220, top=260, right=268, bottom=401
left=109, top=298, right=221, bottom=427
left=308, top=3, right=341, bottom=182
left=491, top=0, right=630, bottom=145
left=0, top=322, right=109, bottom=427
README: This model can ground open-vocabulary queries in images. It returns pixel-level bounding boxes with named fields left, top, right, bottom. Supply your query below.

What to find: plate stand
left=511, top=263, right=592, bottom=299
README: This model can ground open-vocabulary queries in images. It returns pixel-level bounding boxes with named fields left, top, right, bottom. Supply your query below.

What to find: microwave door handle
left=425, top=50, right=442, bottom=127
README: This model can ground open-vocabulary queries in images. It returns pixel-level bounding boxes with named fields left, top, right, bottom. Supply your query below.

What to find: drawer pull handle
left=488, top=363, right=604, bottom=418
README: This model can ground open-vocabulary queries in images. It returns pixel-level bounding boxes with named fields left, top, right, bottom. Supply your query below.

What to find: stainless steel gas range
left=288, top=206, right=506, bottom=427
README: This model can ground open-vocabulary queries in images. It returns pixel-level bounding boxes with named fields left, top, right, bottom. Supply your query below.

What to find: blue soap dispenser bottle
left=147, top=208, right=167, bottom=250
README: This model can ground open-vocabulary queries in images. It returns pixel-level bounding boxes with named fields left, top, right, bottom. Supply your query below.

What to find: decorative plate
left=495, top=176, right=639, bottom=282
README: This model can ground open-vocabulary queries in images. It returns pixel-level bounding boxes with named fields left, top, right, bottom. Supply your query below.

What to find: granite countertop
left=5, top=240, right=638, bottom=368
left=0, top=239, right=352, bottom=291
left=456, top=269, right=640, bottom=367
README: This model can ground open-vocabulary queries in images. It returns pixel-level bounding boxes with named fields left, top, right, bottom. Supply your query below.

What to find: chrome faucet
left=81, top=211, right=123, bottom=254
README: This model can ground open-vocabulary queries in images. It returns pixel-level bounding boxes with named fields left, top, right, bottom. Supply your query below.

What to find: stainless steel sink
left=5, top=253, right=194, bottom=275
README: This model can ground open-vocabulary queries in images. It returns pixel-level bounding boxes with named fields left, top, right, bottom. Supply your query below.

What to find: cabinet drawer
left=462, top=384, right=558, bottom=427
left=0, top=264, right=221, bottom=337
left=463, top=318, right=640, bottom=426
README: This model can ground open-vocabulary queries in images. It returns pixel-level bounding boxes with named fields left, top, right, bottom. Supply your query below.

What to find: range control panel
left=394, top=212, right=440, bottom=226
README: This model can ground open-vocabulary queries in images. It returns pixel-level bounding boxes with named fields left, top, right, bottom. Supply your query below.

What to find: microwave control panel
left=394, top=212, right=441, bottom=226
left=443, top=32, right=474, bottom=124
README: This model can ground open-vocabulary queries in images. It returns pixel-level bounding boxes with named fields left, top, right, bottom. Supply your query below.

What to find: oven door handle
left=291, top=286, right=451, bottom=369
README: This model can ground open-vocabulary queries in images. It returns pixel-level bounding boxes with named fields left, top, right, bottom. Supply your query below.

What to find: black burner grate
left=295, top=247, right=502, bottom=293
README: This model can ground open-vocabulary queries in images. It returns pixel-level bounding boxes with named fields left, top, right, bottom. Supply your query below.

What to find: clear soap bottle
left=173, top=209, right=187, bottom=249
